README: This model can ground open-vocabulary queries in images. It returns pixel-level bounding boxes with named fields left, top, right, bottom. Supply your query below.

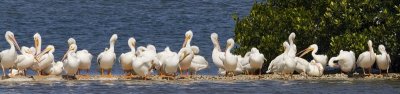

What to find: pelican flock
left=0, top=31, right=393, bottom=80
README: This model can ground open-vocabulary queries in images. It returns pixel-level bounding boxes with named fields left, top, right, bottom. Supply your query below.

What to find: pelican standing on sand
left=210, top=33, right=227, bottom=75
left=157, top=47, right=180, bottom=76
left=248, top=48, right=266, bottom=74
left=119, top=37, right=136, bottom=76
left=221, top=38, right=238, bottom=76
left=189, top=46, right=208, bottom=75
left=63, top=44, right=80, bottom=76
left=178, top=30, right=194, bottom=76
left=132, top=45, right=158, bottom=79
left=357, top=40, right=376, bottom=75
left=67, top=38, right=93, bottom=75
left=0, top=31, right=21, bottom=76
left=376, top=45, right=391, bottom=74
left=298, top=44, right=328, bottom=68
left=267, top=41, right=290, bottom=74
left=32, top=45, right=55, bottom=76
left=328, top=50, right=356, bottom=74
left=97, top=34, right=117, bottom=76
left=15, top=46, right=35, bottom=76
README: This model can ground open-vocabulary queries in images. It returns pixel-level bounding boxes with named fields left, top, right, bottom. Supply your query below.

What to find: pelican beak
left=182, top=36, right=189, bottom=48
left=36, top=47, right=51, bottom=60
left=297, top=47, right=314, bottom=57
left=34, top=38, right=39, bottom=55
left=10, top=35, right=20, bottom=51
left=62, top=46, right=73, bottom=61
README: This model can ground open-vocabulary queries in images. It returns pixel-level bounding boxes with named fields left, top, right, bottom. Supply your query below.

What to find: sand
left=0, top=73, right=399, bottom=82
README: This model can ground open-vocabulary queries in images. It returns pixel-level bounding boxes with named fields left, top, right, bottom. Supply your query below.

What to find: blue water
left=0, top=0, right=399, bottom=93
left=0, top=0, right=254, bottom=75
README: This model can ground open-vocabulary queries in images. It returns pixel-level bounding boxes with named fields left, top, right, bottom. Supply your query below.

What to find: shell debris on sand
left=0, top=74, right=399, bottom=82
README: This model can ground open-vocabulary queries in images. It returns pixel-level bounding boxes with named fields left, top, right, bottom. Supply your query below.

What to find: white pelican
left=15, top=46, right=35, bottom=76
left=32, top=45, right=55, bottom=76
left=294, top=57, right=310, bottom=75
left=119, top=37, right=136, bottom=76
left=248, top=48, right=266, bottom=74
left=210, top=33, right=225, bottom=70
left=44, top=61, right=63, bottom=76
left=298, top=44, right=328, bottom=68
left=266, top=41, right=290, bottom=74
left=63, top=44, right=80, bottom=76
left=376, top=45, right=391, bottom=74
left=178, top=30, right=194, bottom=76
left=157, top=47, right=179, bottom=76
left=238, top=53, right=251, bottom=74
left=66, top=38, right=93, bottom=75
left=281, top=50, right=296, bottom=76
left=97, top=34, right=117, bottom=76
left=221, top=38, right=238, bottom=76
left=356, top=40, right=376, bottom=75
left=0, top=31, right=21, bottom=76
left=328, top=50, right=356, bottom=73
left=306, top=60, right=324, bottom=77
left=132, top=45, right=158, bottom=79
left=189, top=46, right=208, bottom=75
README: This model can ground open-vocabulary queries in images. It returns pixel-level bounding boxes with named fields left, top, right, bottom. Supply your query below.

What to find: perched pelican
left=267, top=41, right=290, bottom=73
left=97, top=34, right=117, bottom=76
left=294, top=57, right=310, bottom=75
left=66, top=38, right=93, bottom=75
left=0, top=31, right=21, bottom=76
left=298, top=44, right=328, bottom=68
left=357, top=40, right=376, bottom=75
left=189, top=46, right=208, bottom=75
left=211, top=33, right=226, bottom=75
left=238, top=54, right=251, bottom=74
left=328, top=50, right=356, bottom=73
left=63, top=44, right=80, bottom=76
left=32, top=45, right=55, bottom=76
left=15, top=46, right=35, bottom=76
left=33, top=33, right=41, bottom=55
left=44, top=61, right=63, bottom=76
left=157, top=47, right=179, bottom=76
left=132, top=45, right=158, bottom=79
left=221, top=38, right=238, bottom=76
left=248, top=48, right=266, bottom=74
left=306, top=60, right=324, bottom=77
left=178, top=30, right=194, bottom=76
left=119, top=37, right=136, bottom=76
left=376, top=45, right=391, bottom=74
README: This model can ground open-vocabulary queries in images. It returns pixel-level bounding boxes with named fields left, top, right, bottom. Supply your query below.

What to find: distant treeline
left=233, top=0, right=400, bottom=72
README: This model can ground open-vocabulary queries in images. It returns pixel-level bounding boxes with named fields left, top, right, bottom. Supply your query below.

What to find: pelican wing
left=356, top=53, right=366, bottom=66
left=97, top=52, right=104, bottom=65
left=16, top=55, right=24, bottom=64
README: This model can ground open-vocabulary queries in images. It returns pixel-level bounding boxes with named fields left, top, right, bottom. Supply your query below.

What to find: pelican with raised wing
left=97, top=34, right=117, bottom=76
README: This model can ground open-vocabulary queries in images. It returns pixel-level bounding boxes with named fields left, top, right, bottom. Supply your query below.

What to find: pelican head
left=5, top=31, right=20, bottom=51
left=298, top=44, right=318, bottom=57
left=191, top=46, right=200, bottom=54
left=128, top=37, right=136, bottom=50
left=288, top=32, right=296, bottom=43
left=211, top=33, right=219, bottom=44
left=378, top=45, right=386, bottom=52
left=20, top=46, right=30, bottom=54
left=36, top=45, right=55, bottom=61
left=34, top=33, right=41, bottom=55
left=182, top=30, right=193, bottom=48
left=226, top=38, right=235, bottom=50
left=62, top=44, right=77, bottom=61
left=68, top=38, right=76, bottom=45
left=147, top=44, right=156, bottom=51
left=110, top=34, right=118, bottom=43
left=367, top=40, right=373, bottom=47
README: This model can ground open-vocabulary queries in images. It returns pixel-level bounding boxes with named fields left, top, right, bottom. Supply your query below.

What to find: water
left=0, top=80, right=399, bottom=93
left=0, top=0, right=399, bottom=93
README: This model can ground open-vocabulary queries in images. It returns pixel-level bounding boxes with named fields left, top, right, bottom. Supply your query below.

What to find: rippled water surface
left=0, top=0, right=399, bottom=93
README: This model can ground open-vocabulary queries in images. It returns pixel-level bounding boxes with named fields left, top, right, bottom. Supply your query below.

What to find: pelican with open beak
left=297, top=44, right=328, bottom=68
left=0, top=31, right=21, bottom=77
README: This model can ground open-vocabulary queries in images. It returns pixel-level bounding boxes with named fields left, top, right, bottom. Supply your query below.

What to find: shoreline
left=1, top=73, right=399, bottom=82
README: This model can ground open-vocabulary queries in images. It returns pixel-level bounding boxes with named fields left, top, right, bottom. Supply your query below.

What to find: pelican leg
left=100, top=68, right=104, bottom=76
left=107, top=69, right=112, bottom=77
left=1, top=65, right=5, bottom=77
left=259, top=69, right=262, bottom=75
left=362, top=68, right=366, bottom=75
left=36, top=71, right=41, bottom=76
left=77, top=69, right=80, bottom=75
left=86, top=69, right=90, bottom=75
